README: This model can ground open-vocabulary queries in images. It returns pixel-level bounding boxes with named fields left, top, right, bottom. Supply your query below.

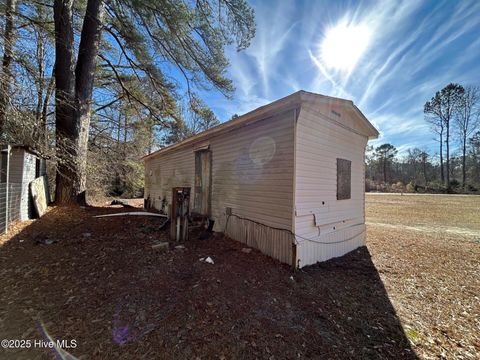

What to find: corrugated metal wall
left=21, top=152, right=38, bottom=220
left=294, top=105, right=369, bottom=267
left=225, top=215, right=293, bottom=265
left=144, top=109, right=296, bottom=265
left=0, top=146, right=45, bottom=234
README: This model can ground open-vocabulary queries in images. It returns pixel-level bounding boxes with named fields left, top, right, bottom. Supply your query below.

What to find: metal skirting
left=225, top=215, right=293, bottom=265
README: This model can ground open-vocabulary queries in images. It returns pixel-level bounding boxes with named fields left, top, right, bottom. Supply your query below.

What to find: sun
left=321, top=22, right=371, bottom=72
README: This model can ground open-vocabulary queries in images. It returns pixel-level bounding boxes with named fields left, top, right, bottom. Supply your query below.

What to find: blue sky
left=201, top=0, right=480, bottom=156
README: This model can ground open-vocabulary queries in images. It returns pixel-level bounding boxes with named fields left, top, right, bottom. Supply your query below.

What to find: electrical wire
left=224, top=213, right=364, bottom=245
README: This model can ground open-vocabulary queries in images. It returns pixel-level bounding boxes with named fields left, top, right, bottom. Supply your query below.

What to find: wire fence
left=0, top=182, right=22, bottom=234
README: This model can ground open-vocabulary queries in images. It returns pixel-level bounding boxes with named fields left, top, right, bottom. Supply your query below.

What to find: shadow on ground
left=0, top=205, right=416, bottom=359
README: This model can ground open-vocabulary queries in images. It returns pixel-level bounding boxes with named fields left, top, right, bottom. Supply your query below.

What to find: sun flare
left=321, top=22, right=371, bottom=71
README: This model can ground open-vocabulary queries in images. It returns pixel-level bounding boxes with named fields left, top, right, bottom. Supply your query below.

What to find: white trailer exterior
left=143, top=91, right=378, bottom=268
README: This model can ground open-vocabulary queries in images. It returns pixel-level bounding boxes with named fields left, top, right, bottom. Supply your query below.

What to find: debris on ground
left=151, top=242, right=169, bottom=252
left=174, top=245, right=185, bottom=250
left=94, top=212, right=168, bottom=218
left=34, top=236, right=58, bottom=245
left=110, top=199, right=136, bottom=208
left=199, top=256, right=214, bottom=264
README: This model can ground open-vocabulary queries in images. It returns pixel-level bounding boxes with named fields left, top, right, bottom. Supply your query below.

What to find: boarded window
left=337, top=158, right=351, bottom=200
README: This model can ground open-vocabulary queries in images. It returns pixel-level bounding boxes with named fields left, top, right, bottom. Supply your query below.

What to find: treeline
left=367, top=84, right=480, bottom=193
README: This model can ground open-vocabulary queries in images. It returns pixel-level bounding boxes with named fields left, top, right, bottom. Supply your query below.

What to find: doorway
left=194, top=150, right=211, bottom=216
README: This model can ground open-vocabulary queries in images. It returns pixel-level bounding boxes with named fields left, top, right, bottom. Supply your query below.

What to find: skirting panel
left=225, top=215, right=293, bottom=265
left=296, top=224, right=366, bottom=268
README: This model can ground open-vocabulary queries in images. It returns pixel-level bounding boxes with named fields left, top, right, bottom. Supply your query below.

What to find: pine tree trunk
left=383, top=158, right=387, bottom=183
left=423, top=159, right=427, bottom=186
left=445, top=123, right=450, bottom=189
left=439, top=131, right=444, bottom=183
left=54, top=0, right=76, bottom=203
left=462, top=134, right=467, bottom=188
left=54, top=0, right=104, bottom=204
left=72, top=0, right=105, bottom=204
left=0, top=0, right=17, bottom=135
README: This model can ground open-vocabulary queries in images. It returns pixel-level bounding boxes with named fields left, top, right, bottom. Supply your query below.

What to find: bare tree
left=419, top=150, right=429, bottom=186
left=0, top=0, right=17, bottom=136
left=456, top=86, right=480, bottom=188
left=374, top=144, right=398, bottom=183
left=424, top=83, right=465, bottom=189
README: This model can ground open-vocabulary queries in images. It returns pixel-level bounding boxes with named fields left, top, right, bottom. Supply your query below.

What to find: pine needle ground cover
left=0, top=194, right=478, bottom=359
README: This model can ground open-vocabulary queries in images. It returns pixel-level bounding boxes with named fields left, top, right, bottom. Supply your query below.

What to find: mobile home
left=143, top=91, right=379, bottom=267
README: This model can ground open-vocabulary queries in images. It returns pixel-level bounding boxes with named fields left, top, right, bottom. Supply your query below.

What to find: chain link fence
left=0, top=182, right=22, bottom=234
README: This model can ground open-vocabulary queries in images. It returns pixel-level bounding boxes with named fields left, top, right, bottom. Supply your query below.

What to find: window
left=337, top=158, right=351, bottom=200
left=0, top=150, right=7, bottom=183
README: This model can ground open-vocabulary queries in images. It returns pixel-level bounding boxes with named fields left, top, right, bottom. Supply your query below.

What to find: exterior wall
left=0, top=147, right=38, bottom=233
left=8, top=148, right=24, bottom=184
left=211, top=110, right=295, bottom=264
left=144, top=147, right=195, bottom=212
left=21, top=151, right=37, bottom=220
left=294, top=105, right=368, bottom=268
left=145, top=109, right=296, bottom=264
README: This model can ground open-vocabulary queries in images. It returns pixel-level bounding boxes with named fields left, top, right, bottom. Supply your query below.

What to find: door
left=194, top=150, right=211, bottom=216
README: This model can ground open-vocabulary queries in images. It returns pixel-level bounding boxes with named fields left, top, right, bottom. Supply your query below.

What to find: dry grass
left=366, top=193, right=480, bottom=231
left=366, top=193, right=480, bottom=359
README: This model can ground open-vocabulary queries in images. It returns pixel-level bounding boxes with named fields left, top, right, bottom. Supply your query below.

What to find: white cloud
left=210, top=0, right=480, bottom=154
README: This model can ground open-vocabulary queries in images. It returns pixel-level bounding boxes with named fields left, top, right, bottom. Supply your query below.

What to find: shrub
left=449, top=179, right=460, bottom=189
left=406, top=181, right=416, bottom=193
left=467, top=184, right=478, bottom=192
left=391, top=181, right=406, bottom=193
left=426, top=180, right=447, bottom=193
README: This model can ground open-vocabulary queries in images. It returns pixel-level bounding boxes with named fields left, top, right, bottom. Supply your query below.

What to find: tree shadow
left=0, top=206, right=417, bottom=359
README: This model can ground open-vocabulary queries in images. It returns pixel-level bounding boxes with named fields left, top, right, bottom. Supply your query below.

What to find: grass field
left=366, top=193, right=480, bottom=233
left=0, top=195, right=478, bottom=359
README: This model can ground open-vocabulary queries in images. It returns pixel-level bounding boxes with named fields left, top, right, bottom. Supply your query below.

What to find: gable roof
left=143, top=90, right=379, bottom=160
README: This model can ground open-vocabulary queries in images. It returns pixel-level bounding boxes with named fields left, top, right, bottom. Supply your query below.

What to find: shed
left=0, top=145, right=47, bottom=233
left=143, top=91, right=379, bottom=268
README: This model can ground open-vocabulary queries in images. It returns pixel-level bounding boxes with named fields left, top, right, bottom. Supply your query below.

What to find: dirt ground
left=0, top=194, right=478, bottom=359
left=366, top=194, right=480, bottom=359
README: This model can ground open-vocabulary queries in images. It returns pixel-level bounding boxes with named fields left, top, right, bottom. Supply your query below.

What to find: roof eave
left=142, top=91, right=304, bottom=161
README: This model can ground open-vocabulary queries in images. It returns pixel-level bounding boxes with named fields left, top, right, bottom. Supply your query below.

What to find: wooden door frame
left=193, top=149, right=212, bottom=217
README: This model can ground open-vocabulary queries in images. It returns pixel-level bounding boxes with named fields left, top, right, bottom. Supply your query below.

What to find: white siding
left=144, top=147, right=195, bottom=212
left=144, top=109, right=296, bottom=264
left=210, top=110, right=295, bottom=230
left=294, top=105, right=368, bottom=267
